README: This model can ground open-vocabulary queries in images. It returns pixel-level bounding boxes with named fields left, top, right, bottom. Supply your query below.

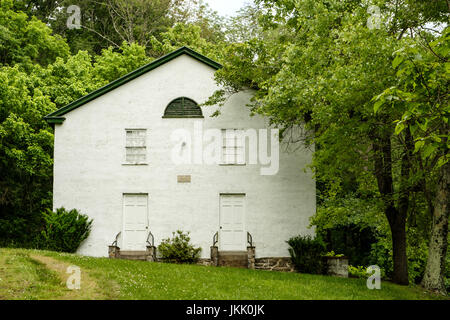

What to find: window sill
left=122, top=163, right=149, bottom=166
left=219, top=163, right=247, bottom=166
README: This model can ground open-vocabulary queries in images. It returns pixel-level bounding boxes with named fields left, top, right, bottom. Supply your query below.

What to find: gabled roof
left=44, top=46, right=222, bottom=124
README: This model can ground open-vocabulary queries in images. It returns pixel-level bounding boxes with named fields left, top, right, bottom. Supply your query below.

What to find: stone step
left=218, top=251, right=248, bottom=268
left=119, top=250, right=148, bottom=255
left=118, top=250, right=149, bottom=261
left=119, top=255, right=148, bottom=261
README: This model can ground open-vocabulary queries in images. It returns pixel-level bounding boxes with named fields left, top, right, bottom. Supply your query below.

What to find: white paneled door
left=219, top=194, right=246, bottom=251
left=122, top=194, right=148, bottom=251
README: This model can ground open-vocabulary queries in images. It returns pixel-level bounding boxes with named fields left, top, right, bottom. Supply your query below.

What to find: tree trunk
left=389, top=128, right=412, bottom=285
left=388, top=209, right=409, bottom=285
left=422, top=161, right=449, bottom=294
left=372, top=130, right=410, bottom=285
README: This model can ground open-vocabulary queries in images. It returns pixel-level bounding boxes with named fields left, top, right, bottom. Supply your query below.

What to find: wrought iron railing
left=111, top=231, right=121, bottom=247
left=213, top=231, right=218, bottom=247
left=247, top=232, right=253, bottom=247
left=146, top=231, right=154, bottom=247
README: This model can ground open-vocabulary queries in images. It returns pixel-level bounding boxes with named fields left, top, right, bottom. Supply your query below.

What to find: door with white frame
left=122, top=194, right=148, bottom=251
left=219, top=194, right=246, bottom=251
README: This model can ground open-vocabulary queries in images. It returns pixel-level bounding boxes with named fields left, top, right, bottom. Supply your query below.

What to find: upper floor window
left=221, top=129, right=245, bottom=165
left=163, top=97, right=203, bottom=118
left=125, top=129, right=147, bottom=164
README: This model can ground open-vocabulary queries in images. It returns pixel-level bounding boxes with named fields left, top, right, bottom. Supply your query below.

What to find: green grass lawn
left=0, top=248, right=446, bottom=300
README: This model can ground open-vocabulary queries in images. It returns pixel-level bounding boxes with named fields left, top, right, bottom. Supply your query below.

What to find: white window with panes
left=221, top=129, right=245, bottom=165
left=125, top=129, right=147, bottom=164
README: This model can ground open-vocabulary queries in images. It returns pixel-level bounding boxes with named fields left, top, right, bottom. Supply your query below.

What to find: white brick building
left=45, top=47, right=315, bottom=263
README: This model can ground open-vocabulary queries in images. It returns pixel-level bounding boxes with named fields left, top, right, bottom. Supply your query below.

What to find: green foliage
left=311, top=194, right=383, bottom=266
left=348, top=265, right=368, bottom=279
left=312, top=195, right=385, bottom=232
left=34, top=51, right=96, bottom=108
left=0, top=6, right=156, bottom=248
left=38, top=207, right=92, bottom=253
left=157, top=230, right=201, bottom=264
left=313, top=196, right=432, bottom=283
left=0, top=66, right=56, bottom=246
left=324, top=251, right=344, bottom=258
left=149, top=23, right=225, bottom=62
left=39, top=0, right=178, bottom=55
left=361, top=224, right=430, bottom=284
left=225, top=3, right=264, bottom=43
left=373, top=27, right=449, bottom=169
left=369, top=233, right=394, bottom=279
left=372, top=26, right=448, bottom=290
left=0, top=0, right=69, bottom=68
left=210, top=0, right=449, bottom=286
left=93, top=42, right=152, bottom=85
left=406, top=227, right=430, bottom=284
left=23, top=0, right=227, bottom=56
left=287, top=235, right=326, bottom=274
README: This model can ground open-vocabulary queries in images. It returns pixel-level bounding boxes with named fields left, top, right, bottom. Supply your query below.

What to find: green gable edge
left=44, top=46, right=222, bottom=123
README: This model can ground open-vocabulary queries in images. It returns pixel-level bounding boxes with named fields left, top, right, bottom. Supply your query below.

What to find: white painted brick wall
left=53, top=54, right=316, bottom=258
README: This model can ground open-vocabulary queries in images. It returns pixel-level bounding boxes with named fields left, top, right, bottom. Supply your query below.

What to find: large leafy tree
left=16, top=0, right=226, bottom=56
left=149, top=23, right=225, bottom=61
left=375, top=27, right=449, bottom=293
left=0, top=66, right=56, bottom=245
left=0, top=0, right=69, bottom=68
left=208, top=0, right=448, bottom=286
left=47, top=0, right=178, bottom=55
left=0, top=0, right=68, bottom=245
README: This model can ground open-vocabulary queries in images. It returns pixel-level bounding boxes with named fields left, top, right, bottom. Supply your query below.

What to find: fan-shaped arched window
left=162, top=97, right=203, bottom=118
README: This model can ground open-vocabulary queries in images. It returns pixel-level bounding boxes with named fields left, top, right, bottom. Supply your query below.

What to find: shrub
left=324, top=251, right=345, bottom=257
left=312, top=193, right=435, bottom=284
left=287, top=235, right=326, bottom=274
left=348, top=265, right=368, bottom=278
left=348, top=265, right=387, bottom=280
left=158, top=230, right=201, bottom=264
left=38, top=207, right=92, bottom=253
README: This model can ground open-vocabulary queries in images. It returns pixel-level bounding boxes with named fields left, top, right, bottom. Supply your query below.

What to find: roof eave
left=45, top=116, right=66, bottom=124
left=44, top=47, right=222, bottom=123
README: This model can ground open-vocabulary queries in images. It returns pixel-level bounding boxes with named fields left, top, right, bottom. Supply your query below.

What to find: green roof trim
left=46, top=117, right=66, bottom=124
left=44, top=47, right=222, bottom=123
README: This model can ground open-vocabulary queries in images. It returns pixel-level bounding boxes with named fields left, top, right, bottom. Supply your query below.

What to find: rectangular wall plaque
left=177, top=175, right=191, bottom=183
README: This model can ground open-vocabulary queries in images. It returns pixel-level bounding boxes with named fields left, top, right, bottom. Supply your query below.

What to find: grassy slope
left=0, top=248, right=446, bottom=300
left=0, top=249, right=64, bottom=299
left=0, top=248, right=113, bottom=299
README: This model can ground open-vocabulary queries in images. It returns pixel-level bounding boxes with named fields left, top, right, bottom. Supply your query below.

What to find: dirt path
left=29, top=254, right=110, bottom=300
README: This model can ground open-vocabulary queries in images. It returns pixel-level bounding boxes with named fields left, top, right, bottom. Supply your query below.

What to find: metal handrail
left=111, top=231, right=121, bottom=247
left=146, top=231, right=154, bottom=247
left=213, top=231, right=218, bottom=247
left=247, top=232, right=253, bottom=247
